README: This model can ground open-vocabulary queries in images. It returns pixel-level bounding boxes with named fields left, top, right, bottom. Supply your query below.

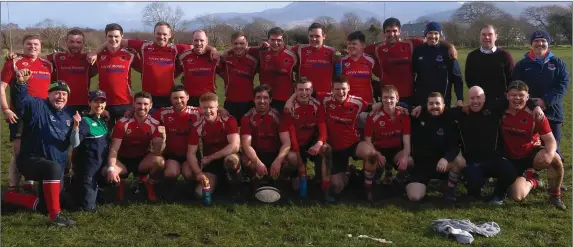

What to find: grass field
left=1, top=48, right=572, bottom=247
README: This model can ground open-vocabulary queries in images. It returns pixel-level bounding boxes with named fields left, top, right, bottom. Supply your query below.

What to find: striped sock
left=364, top=169, right=376, bottom=189
left=528, top=178, right=538, bottom=190
left=4, top=191, right=39, bottom=210
left=448, top=172, right=460, bottom=188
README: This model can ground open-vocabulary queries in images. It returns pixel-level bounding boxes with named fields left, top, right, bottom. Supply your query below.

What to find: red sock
left=42, top=180, right=61, bottom=220
left=8, top=185, right=18, bottom=191
left=549, top=188, right=561, bottom=197
left=4, top=191, right=39, bottom=210
left=321, top=180, right=331, bottom=192
left=525, top=169, right=534, bottom=180
left=116, top=180, right=125, bottom=201
left=139, top=176, right=148, bottom=183
left=529, top=178, right=538, bottom=190
left=146, top=177, right=156, bottom=201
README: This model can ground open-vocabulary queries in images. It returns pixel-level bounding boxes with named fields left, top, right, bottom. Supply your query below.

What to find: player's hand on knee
left=308, top=142, right=322, bottom=156
left=397, top=156, right=408, bottom=171
left=436, top=158, right=448, bottom=173
left=270, top=161, right=282, bottom=178
left=256, top=161, right=268, bottom=177
left=376, top=152, right=386, bottom=168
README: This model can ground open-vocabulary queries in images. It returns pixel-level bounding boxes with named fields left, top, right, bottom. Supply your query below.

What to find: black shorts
left=202, top=158, right=226, bottom=177
left=224, top=100, right=253, bottom=125
left=255, top=151, right=279, bottom=169
left=409, top=162, right=448, bottom=185
left=331, top=142, right=360, bottom=175
left=378, top=147, right=401, bottom=168
left=270, top=100, right=286, bottom=113
left=299, top=140, right=322, bottom=165
left=187, top=96, right=200, bottom=107
left=117, top=156, right=145, bottom=178
left=164, top=153, right=187, bottom=165
left=509, top=147, right=543, bottom=177
left=9, top=120, right=23, bottom=142
left=152, top=96, right=171, bottom=109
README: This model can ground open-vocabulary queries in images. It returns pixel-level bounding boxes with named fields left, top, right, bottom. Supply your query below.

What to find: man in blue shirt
left=512, top=30, right=570, bottom=157
left=2, top=69, right=77, bottom=227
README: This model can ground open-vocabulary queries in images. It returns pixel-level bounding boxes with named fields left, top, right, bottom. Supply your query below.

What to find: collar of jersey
left=480, top=46, right=497, bottom=54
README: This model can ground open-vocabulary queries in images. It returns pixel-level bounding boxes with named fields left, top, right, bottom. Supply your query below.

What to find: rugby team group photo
left=0, top=2, right=570, bottom=245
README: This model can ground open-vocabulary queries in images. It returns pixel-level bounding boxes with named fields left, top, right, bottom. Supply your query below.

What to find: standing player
left=364, top=18, right=457, bottom=109
left=342, top=31, right=375, bottom=106
left=3, top=69, right=76, bottom=226
left=187, top=93, right=241, bottom=199
left=412, top=22, right=464, bottom=110
left=179, top=30, right=220, bottom=107
left=512, top=30, right=570, bottom=157
left=218, top=31, right=258, bottom=122
left=364, top=85, right=413, bottom=185
left=283, top=77, right=327, bottom=187
left=91, top=23, right=137, bottom=129
left=407, top=92, right=465, bottom=202
left=290, top=23, right=336, bottom=94
left=1, top=34, right=53, bottom=193
left=240, top=85, right=293, bottom=202
left=314, top=75, right=379, bottom=201
left=501, top=81, right=566, bottom=210
left=106, top=92, right=165, bottom=202
left=256, top=27, right=297, bottom=112
left=465, top=25, right=514, bottom=104
left=152, top=85, right=201, bottom=196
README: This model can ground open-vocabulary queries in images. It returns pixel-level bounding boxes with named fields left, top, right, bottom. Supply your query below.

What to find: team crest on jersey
left=168, top=117, right=174, bottom=122
left=347, top=108, right=355, bottom=113
left=22, top=62, right=29, bottom=67
left=60, top=56, right=66, bottom=60
left=483, top=109, right=491, bottom=116
left=437, top=128, right=444, bottom=136
left=265, top=55, right=272, bottom=61
left=521, top=118, right=527, bottom=124
left=306, top=49, right=312, bottom=54
left=436, top=55, right=443, bottom=62
left=126, top=128, right=132, bottom=135
left=294, top=114, right=299, bottom=119
left=66, top=120, right=71, bottom=126
left=548, top=63, right=556, bottom=70
left=418, top=56, right=423, bottom=60
left=120, top=56, right=126, bottom=61
left=92, top=122, right=98, bottom=127
left=344, top=62, right=351, bottom=68
left=50, top=115, right=56, bottom=122
left=383, top=48, right=388, bottom=52
left=42, top=64, right=48, bottom=68
left=252, top=120, right=257, bottom=126
left=100, top=55, right=106, bottom=61
left=379, top=121, right=385, bottom=127
left=284, top=58, right=290, bottom=64
left=329, top=104, right=336, bottom=110
left=187, top=59, right=195, bottom=64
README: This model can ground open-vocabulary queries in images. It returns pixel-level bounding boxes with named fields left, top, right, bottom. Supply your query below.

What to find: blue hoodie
left=512, top=50, right=570, bottom=123
left=13, top=82, right=75, bottom=168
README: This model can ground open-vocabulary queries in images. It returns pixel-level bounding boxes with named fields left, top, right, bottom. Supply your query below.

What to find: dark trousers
left=549, top=121, right=562, bottom=157
left=17, top=156, right=64, bottom=213
left=71, top=160, right=105, bottom=211
left=464, top=157, right=517, bottom=198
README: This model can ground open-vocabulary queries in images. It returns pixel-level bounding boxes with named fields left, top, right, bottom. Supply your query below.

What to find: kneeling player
left=501, top=81, right=566, bottom=210
left=407, top=92, right=465, bottom=202
left=240, top=85, right=294, bottom=202
left=315, top=76, right=379, bottom=201
left=364, top=85, right=413, bottom=186
left=105, top=92, right=165, bottom=202
left=187, top=93, right=241, bottom=199
left=283, top=78, right=327, bottom=194
left=152, top=86, right=202, bottom=195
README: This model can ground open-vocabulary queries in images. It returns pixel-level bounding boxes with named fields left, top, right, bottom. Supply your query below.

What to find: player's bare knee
left=224, top=154, right=240, bottom=172
left=286, top=152, right=298, bottom=166
left=455, top=155, right=466, bottom=169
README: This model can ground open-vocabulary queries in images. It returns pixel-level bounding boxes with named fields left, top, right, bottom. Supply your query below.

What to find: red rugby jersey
left=316, top=92, right=367, bottom=151
left=1, top=56, right=53, bottom=99
left=364, top=38, right=423, bottom=99
left=95, top=48, right=135, bottom=105
left=189, top=114, right=239, bottom=156
left=283, top=97, right=327, bottom=151
left=219, top=51, right=258, bottom=102
left=179, top=50, right=220, bottom=97
left=291, top=44, right=335, bottom=93
left=341, top=54, right=375, bottom=104
left=128, top=40, right=190, bottom=96
left=364, top=108, right=411, bottom=149
left=46, top=52, right=93, bottom=106
left=240, top=108, right=290, bottom=153
left=152, top=106, right=201, bottom=157
left=500, top=108, right=552, bottom=160
left=112, top=115, right=162, bottom=158
left=256, top=48, right=297, bottom=101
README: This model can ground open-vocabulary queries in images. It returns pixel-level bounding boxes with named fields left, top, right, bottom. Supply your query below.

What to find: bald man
left=450, top=86, right=543, bottom=204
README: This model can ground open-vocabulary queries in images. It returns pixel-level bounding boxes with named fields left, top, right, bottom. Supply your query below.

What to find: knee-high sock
left=42, top=180, right=62, bottom=220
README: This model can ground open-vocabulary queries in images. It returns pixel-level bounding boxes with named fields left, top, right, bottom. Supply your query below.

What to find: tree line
left=1, top=2, right=571, bottom=53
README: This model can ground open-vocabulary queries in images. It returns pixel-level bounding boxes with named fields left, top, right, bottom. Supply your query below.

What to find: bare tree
left=0, top=23, right=20, bottom=51
left=453, top=2, right=505, bottom=25
left=341, top=12, right=363, bottom=34
left=226, top=17, right=249, bottom=31
left=196, top=14, right=224, bottom=45
left=141, top=2, right=191, bottom=34
left=520, top=5, right=569, bottom=44
left=314, top=16, right=337, bottom=34
left=35, top=19, right=68, bottom=51
left=364, top=17, right=382, bottom=44
left=243, top=17, right=276, bottom=45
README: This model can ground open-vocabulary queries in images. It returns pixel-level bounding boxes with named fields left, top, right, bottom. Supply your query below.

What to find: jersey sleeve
left=1, top=59, right=14, bottom=84
left=535, top=116, right=552, bottom=135
left=240, top=116, right=251, bottom=135
left=225, top=116, right=239, bottom=135
left=127, top=40, right=144, bottom=51
left=409, top=38, right=424, bottom=47
left=248, top=47, right=260, bottom=59
left=282, top=113, right=299, bottom=152
left=402, top=115, right=411, bottom=135
left=111, top=121, right=126, bottom=139
left=176, top=44, right=192, bottom=53
left=363, top=113, right=375, bottom=138
left=188, top=125, right=200, bottom=146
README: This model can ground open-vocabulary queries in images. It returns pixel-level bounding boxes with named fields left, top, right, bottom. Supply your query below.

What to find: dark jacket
left=73, top=114, right=110, bottom=171
left=465, top=48, right=514, bottom=103
left=512, top=50, right=570, bottom=123
left=411, top=109, right=460, bottom=165
left=412, top=43, right=464, bottom=108
left=13, top=82, right=74, bottom=166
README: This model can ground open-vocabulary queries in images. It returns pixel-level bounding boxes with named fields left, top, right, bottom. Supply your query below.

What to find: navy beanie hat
left=530, top=30, right=551, bottom=45
left=424, top=22, right=442, bottom=36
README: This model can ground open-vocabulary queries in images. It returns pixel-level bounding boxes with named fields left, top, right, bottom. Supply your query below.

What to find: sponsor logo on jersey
left=22, top=62, right=29, bottom=67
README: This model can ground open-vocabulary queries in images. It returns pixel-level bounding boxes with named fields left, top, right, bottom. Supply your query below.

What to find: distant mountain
left=187, top=2, right=566, bottom=30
